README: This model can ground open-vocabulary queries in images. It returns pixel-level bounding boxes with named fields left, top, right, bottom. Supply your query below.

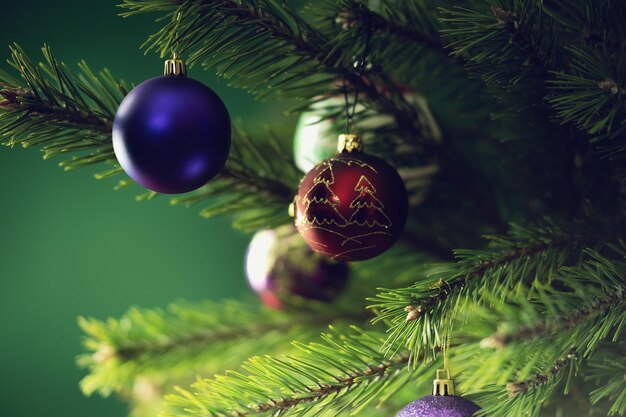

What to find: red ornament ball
left=294, top=135, right=408, bottom=261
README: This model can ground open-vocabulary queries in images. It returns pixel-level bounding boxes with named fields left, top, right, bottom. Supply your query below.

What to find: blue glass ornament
left=113, top=59, right=231, bottom=194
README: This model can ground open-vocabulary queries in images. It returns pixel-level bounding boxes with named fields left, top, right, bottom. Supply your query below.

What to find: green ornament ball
left=292, top=93, right=435, bottom=172
left=292, top=96, right=345, bottom=172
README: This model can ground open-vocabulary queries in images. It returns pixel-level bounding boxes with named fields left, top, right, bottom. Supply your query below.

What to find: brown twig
left=0, top=86, right=112, bottom=133
left=110, top=311, right=369, bottom=362
left=404, top=235, right=609, bottom=322
left=482, top=284, right=626, bottom=349
left=240, top=353, right=411, bottom=416
left=506, top=349, right=577, bottom=397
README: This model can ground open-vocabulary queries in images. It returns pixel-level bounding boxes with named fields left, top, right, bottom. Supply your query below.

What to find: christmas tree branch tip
left=0, top=44, right=300, bottom=231
left=480, top=283, right=626, bottom=349
left=120, top=0, right=438, bottom=149
left=371, top=226, right=625, bottom=365
left=162, top=327, right=419, bottom=417
left=400, top=228, right=622, bottom=323
left=506, top=349, right=577, bottom=398
left=77, top=299, right=370, bottom=397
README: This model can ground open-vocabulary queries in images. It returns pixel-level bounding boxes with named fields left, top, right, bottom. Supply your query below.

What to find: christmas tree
left=1, top=1, right=626, bottom=416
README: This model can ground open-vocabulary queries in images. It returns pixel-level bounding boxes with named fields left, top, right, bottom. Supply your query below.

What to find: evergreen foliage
left=77, top=298, right=369, bottom=397
left=2, top=1, right=626, bottom=417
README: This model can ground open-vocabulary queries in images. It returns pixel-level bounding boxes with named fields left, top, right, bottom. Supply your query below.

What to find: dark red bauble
left=294, top=145, right=408, bottom=261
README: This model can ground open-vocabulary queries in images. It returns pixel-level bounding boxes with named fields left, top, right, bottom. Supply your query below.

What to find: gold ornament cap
left=337, top=134, right=363, bottom=153
left=164, top=56, right=187, bottom=76
left=432, top=369, right=455, bottom=396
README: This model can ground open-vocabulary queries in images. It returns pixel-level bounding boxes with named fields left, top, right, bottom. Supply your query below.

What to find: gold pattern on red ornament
left=295, top=135, right=408, bottom=262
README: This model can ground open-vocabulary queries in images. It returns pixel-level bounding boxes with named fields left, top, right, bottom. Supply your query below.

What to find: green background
left=0, top=2, right=289, bottom=416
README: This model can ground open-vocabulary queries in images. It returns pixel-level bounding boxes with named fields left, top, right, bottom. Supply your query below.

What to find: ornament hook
left=431, top=313, right=456, bottom=396
left=341, top=6, right=374, bottom=135
left=165, top=12, right=187, bottom=76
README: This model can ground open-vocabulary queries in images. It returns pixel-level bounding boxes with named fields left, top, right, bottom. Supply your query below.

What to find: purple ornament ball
left=113, top=75, right=231, bottom=194
left=245, top=226, right=349, bottom=309
left=397, top=395, right=480, bottom=417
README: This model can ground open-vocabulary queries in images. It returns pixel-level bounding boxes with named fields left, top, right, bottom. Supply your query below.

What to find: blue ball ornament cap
left=112, top=58, right=231, bottom=194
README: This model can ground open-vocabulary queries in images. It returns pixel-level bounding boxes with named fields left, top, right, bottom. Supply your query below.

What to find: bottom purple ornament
left=396, top=395, right=480, bottom=417
left=245, top=225, right=349, bottom=309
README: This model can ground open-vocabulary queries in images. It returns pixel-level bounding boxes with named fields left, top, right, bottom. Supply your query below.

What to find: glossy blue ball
left=113, top=75, right=231, bottom=194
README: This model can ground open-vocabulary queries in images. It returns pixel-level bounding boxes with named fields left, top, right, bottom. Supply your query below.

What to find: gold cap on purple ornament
left=164, top=53, right=187, bottom=76
left=433, top=369, right=455, bottom=396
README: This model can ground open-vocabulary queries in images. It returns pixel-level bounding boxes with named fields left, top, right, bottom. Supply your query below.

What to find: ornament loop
left=341, top=8, right=374, bottom=134
left=337, top=134, right=363, bottom=153
left=165, top=12, right=186, bottom=76
left=433, top=369, right=455, bottom=396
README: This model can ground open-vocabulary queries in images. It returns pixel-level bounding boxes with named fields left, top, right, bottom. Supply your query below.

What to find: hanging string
left=170, top=11, right=182, bottom=59
left=342, top=78, right=352, bottom=133
left=164, top=11, right=187, bottom=76
left=442, top=309, right=456, bottom=374
left=443, top=317, right=452, bottom=372
left=342, top=7, right=374, bottom=134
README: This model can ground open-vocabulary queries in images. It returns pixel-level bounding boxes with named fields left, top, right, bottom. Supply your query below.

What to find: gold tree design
left=300, top=164, right=347, bottom=225
left=348, top=176, right=392, bottom=227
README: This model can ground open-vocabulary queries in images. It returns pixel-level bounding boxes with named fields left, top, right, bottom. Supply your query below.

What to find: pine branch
left=80, top=246, right=626, bottom=416
left=121, top=0, right=438, bottom=150
left=481, top=282, right=626, bottom=349
left=78, top=299, right=369, bottom=397
left=386, top=226, right=605, bottom=321
left=548, top=46, right=626, bottom=155
left=443, top=248, right=626, bottom=416
left=239, top=353, right=410, bottom=416
left=218, top=168, right=293, bottom=202
left=488, top=4, right=551, bottom=71
left=441, top=1, right=563, bottom=88
left=369, top=221, right=622, bottom=360
left=587, top=348, right=626, bottom=416
left=112, top=312, right=357, bottom=363
left=506, top=349, right=577, bottom=398
left=412, top=231, right=618, bottom=321
left=124, top=0, right=520, bottom=236
left=459, top=344, right=586, bottom=417
left=0, top=45, right=299, bottom=231
left=0, top=85, right=112, bottom=133
left=442, top=2, right=626, bottom=160
left=469, top=347, right=581, bottom=417
left=0, top=44, right=123, bottom=169
left=404, top=234, right=571, bottom=317
left=335, top=0, right=445, bottom=55
left=163, top=327, right=423, bottom=417
left=79, top=254, right=434, bottom=415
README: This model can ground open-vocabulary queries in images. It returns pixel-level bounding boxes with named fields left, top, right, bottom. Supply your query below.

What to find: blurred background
left=0, top=2, right=294, bottom=416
